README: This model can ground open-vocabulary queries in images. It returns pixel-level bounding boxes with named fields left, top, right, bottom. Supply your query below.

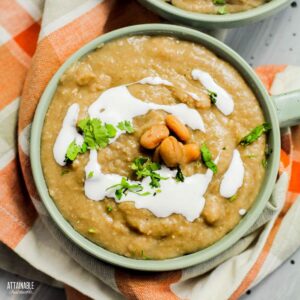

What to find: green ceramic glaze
left=272, top=91, right=300, bottom=127
left=30, top=24, right=299, bottom=271
left=138, top=0, right=290, bottom=29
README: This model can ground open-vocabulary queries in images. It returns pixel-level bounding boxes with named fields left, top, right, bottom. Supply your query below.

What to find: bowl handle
left=272, top=90, right=300, bottom=127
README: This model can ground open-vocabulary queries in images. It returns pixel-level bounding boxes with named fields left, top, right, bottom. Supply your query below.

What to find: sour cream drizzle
left=88, top=79, right=205, bottom=135
left=187, top=92, right=202, bottom=101
left=53, top=103, right=83, bottom=166
left=220, top=150, right=245, bottom=198
left=53, top=75, right=243, bottom=221
left=191, top=69, right=234, bottom=116
left=138, top=76, right=173, bottom=86
left=53, top=77, right=204, bottom=166
left=85, top=150, right=214, bottom=222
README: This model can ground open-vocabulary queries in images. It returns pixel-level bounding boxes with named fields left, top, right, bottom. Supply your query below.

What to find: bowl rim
left=138, top=0, right=290, bottom=27
left=30, top=23, right=280, bottom=271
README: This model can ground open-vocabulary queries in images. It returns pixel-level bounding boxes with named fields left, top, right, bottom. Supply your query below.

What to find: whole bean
left=202, top=197, right=223, bottom=225
left=165, top=115, right=190, bottom=142
left=153, top=146, right=161, bottom=163
left=140, top=125, right=169, bottom=149
left=159, top=136, right=183, bottom=167
left=182, top=144, right=200, bottom=164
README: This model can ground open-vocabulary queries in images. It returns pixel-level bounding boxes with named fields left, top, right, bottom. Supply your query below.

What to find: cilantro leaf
left=229, top=194, right=237, bottom=202
left=61, top=169, right=70, bottom=176
left=239, top=123, right=271, bottom=146
left=117, top=120, right=134, bottom=133
left=105, top=124, right=117, bottom=138
left=261, top=145, right=272, bottom=169
left=175, top=166, right=185, bottom=182
left=65, top=141, right=87, bottom=163
left=80, top=142, right=88, bottom=153
left=208, top=90, right=217, bottom=104
left=106, top=177, right=150, bottom=200
left=265, top=144, right=273, bottom=157
left=131, top=157, right=167, bottom=188
left=78, top=118, right=117, bottom=149
left=213, top=0, right=226, bottom=4
left=200, top=144, right=218, bottom=174
left=141, top=250, right=150, bottom=260
left=217, top=5, right=227, bottom=14
left=87, top=171, right=94, bottom=178
left=65, top=141, right=80, bottom=162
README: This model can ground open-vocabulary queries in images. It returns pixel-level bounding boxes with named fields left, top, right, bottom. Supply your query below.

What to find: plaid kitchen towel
left=0, top=0, right=299, bottom=299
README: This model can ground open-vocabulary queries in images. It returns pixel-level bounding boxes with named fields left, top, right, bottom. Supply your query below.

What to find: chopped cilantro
left=117, top=120, right=134, bottom=133
left=141, top=250, right=150, bottom=260
left=131, top=157, right=167, bottom=188
left=217, top=5, right=228, bottom=14
left=81, top=142, right=88, bottom=153
left=196, top=160, right=202, bottom=167
left=106, top=206, right=113, bottom=213
left=153, top=189, right=162, bottom=196
left=239, top=123, right=271, bottom=146
left=106, top=177, right=150, bottom=200
left=262, top=158, right=267, bottom=168
left=65, top=141, right=80, bottom=162
left=229, top=194, right=237, bottom=202
left=65, top=141, right=87, bottom=163
left=87, top=171, right=94, bottom=178
left=245, top=153, right=256, bottom=159
left=64, top=118, right=117, bottom=163
left=175, top=166, right=185, bottom=182
left=61, top=169, right=70, bottom=176
left=200, top=144, right=218, bottom=174
left=105, top=123, right=117, bottom=138
left=265, top=145, right=273, bottom=157
left=77, top=118, right=116, bottom=149
left=262, top=144, right=272, bottom=169
left=208, top=90, right=217, bottom=104
left=213, top=0, right=226, bottom=4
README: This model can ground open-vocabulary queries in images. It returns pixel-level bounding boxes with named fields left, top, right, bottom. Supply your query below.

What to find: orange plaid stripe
left=18, top=0, right=159, bottom=132
left=14, top=22, right=40, bottom=57
left=230, top=66, right=300, bottom=299
left=65, top=285, right=92, bottom=300
left=18, top=37, right=60, bottom=131
left=0, top=0, right=40, bottom=249
left=230, top=191, right=298, bottom=300
left=48, top=1, right=115, bottom=62
left=0, top=44, right=28, bottom=110
left=255, top=65, right=286, bottom=91
left=0, top=159, right=37, bottom=249
left=115, top=269, right=181, bottom=300
left=280, top=149, right=290, bottom=169
left=0, top=0, right=36, bottom=36
left=289, top=161, right=300, bottom=193
left=0, top=0, right=40, bottom=110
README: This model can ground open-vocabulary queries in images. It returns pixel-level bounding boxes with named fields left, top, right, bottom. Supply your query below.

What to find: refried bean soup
left=41, top=36, right=271, bottom=260
left=163, top=0, right=267, bottom=15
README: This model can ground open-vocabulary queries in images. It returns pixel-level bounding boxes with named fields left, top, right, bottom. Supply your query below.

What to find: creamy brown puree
left=167, top=0, right=266, bottom=14
left=41, top=36, right=266, bottom=259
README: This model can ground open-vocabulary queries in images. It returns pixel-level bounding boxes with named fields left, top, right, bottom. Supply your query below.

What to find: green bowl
left=138, top=0, right=290, bottom=29
left=30, top=24, right=300, bottom=271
